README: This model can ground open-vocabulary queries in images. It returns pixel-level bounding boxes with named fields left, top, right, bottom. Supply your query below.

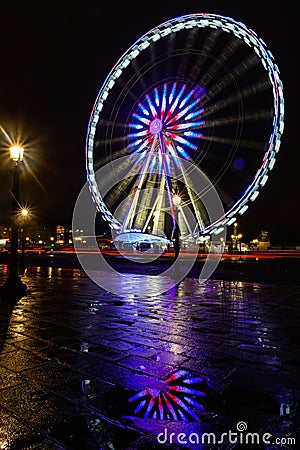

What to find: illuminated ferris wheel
left=86, top=13, right=284, bottom=245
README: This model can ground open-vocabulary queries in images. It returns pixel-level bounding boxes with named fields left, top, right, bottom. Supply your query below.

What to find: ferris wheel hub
left=150, top=118, right=163, bottom=135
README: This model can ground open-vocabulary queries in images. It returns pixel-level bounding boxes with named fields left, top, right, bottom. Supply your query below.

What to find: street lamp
left=172, top=194, right=181, bottom=208
left=172, top=189, right=181, bottom=259
left=0, top=145, right=27, bottom=299
left=10, top=145, right=24, bottom=162
left=20, top=207, right=29, bottom=218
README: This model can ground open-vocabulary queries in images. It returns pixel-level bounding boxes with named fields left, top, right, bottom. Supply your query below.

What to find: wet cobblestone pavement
left=0, top=265, right=300, bottom=449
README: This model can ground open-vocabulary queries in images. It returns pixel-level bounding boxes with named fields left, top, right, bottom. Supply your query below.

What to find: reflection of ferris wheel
left=86, top=13, right=284, bottom=242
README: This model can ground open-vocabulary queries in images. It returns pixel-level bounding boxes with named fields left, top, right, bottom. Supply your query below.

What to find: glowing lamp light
left=173, top=195, right=181, bottom=207
left=10, top=145, right=24, bottom=162
left=20, top=208, right=29, bottom=217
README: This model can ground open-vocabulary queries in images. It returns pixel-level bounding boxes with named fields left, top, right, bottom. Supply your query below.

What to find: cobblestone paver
left=0, top=265, right=300, bottom=449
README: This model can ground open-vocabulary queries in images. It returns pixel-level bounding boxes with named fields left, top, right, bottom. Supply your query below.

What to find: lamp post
left=230, top=222, right=243, bottom=253
left=172, top=190, right=181, bottom=259
left=0, top=146, right=27, bottom=298
left=237, top=233, right=243, bottom=253
left=231, top=222, right=238, bottom=252
left=19, top=208, right=30, bottom=270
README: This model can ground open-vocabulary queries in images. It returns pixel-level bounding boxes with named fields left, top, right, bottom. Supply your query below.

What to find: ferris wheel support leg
left=142, top=173, right=165, bottom=235
left=178, top=205, right=194, bottom=236
left=152, top=174, right=166, bottom=235
left=121, top=137, right=157, bottom=232
left=158, top=132, right=176, bottom=227
left=175, top=154, right=205, bottom=231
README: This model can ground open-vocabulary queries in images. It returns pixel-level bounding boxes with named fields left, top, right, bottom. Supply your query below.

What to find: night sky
left=0, top=2, right=297, bottom=244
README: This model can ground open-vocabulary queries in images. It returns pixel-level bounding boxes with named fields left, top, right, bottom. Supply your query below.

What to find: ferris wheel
left=86, top=13, right=284, bottom=245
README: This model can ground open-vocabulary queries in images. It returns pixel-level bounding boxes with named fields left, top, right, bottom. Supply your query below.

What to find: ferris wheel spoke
left=98, top=119, right=129, bottom=128
left=186, top=28, right=223, bottom=85
left=200, top=108, right=273, bottom=129
left=199, top=134, right=266, bottom=152
left=198, top=80, right=271, bottom=127
left=94, top=134, right=128, bottom=148
left=201, top=55, right=262, bottom=110
left=192, top=39, right=245, bottom=98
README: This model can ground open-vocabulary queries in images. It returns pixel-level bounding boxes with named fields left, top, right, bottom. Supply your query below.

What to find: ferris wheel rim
left=86, top=12, right=284, bottom=235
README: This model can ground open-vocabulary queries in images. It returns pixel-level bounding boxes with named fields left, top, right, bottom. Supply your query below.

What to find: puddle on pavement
left=103, top=369, right=216, bottom=424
